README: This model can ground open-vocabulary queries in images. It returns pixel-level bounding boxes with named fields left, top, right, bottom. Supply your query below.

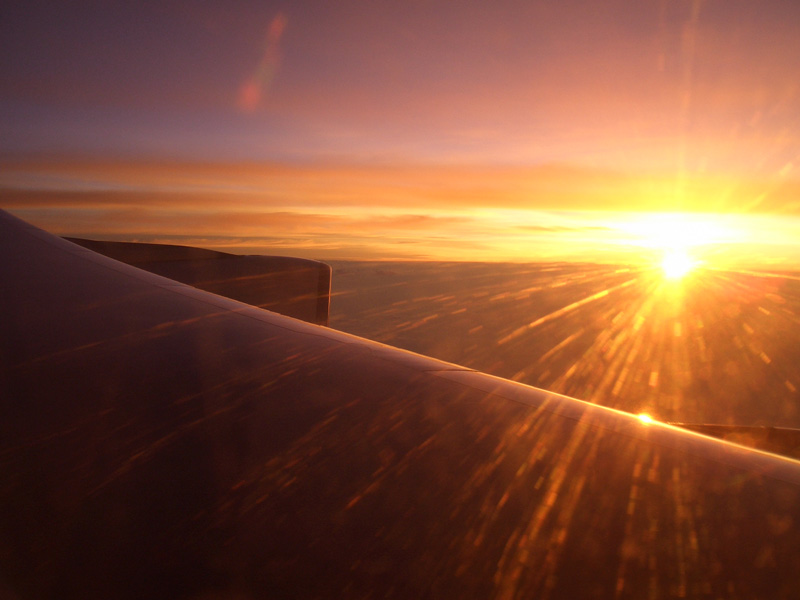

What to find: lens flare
left=237, top=12, right=288, bottom=112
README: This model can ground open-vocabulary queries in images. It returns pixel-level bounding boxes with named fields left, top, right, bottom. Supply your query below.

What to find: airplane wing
left=63, top=237, right=332, bottom=326
left=2, top=209, right=800, bottom=599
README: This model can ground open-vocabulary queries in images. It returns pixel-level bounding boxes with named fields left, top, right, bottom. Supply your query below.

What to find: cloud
left=5, top=158, right=800, bottom=215
left=513, top=224, right=614, bottom=233
left=4, top=156, right=800, bottom=263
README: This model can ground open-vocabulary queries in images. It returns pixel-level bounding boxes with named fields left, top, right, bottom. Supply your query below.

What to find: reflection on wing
left=1, top=210, right=800, bottom=599
left=671, top=422, right=800, bottom=460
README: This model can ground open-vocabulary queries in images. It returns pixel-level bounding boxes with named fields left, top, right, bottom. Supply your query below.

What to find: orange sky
left=2, top=1, right=800, bottom=265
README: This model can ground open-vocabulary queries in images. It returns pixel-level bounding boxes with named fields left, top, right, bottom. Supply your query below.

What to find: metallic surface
left=671, top=423, right=800, bottom=460
left=66, top=237, right=332, bottom=326
left=2, top=210, right=800, bottom=598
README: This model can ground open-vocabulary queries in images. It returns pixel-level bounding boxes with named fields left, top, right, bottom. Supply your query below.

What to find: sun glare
left=617, top=213, right=730, bottom=250
left=661, top=249, right=695, bottom=280
left=609, top=212, right=736, bottom=275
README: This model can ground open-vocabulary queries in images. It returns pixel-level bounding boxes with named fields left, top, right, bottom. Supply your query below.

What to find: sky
left=2, top=0, right=800, bottom=265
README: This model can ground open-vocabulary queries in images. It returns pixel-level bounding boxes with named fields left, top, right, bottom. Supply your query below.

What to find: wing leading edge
left=2, top=209, right=800, bottom=599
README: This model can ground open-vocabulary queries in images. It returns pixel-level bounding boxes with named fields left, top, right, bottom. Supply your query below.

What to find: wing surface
left=2, top=209, right=800, bottom=599
left=64, top=237, right=332, bottom=325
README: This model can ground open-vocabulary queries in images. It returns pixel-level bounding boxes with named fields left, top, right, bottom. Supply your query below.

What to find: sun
left=611, top=212, right=732, bottom=276
left=661, top=248, right=695, bottom=280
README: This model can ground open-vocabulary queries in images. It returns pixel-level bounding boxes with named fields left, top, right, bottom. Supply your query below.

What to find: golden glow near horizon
left=614, top=213, right=737, bottom=250
left=660, top=249, right=696, bottom=280
left=2, top=164, right=800, bottom=267
left=607, top=212, right=747, bottom=272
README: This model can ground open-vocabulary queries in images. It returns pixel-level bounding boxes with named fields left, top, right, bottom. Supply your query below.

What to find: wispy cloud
left=4, top=157, right=800, bottom=264
left=4, top=158, right=800, bottom=214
